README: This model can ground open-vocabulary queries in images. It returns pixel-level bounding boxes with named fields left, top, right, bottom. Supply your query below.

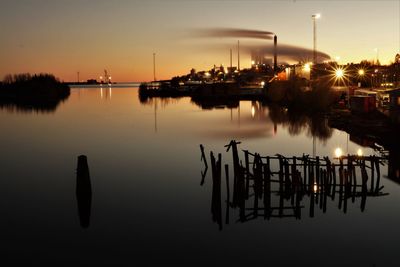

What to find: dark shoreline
left=0, top=74, right=70, bottom=112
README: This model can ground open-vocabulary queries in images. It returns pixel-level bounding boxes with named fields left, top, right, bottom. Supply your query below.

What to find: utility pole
left=77, top=71, right=80, bottom=83
left=237, top=40, right=240, bottom=71
left=313, top=17, right=317, bottom=65
left=230, top=48, right=232, bottom=70
left=153, top=53, right=156, bottom=81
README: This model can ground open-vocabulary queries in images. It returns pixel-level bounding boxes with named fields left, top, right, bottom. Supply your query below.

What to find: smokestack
left=237, top=40, right=240, bottom=71
left=274, top=35, right=278, bottom=72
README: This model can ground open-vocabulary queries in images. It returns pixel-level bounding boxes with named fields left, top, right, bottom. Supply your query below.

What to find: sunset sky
left=1, top=0, right=399, bottom=82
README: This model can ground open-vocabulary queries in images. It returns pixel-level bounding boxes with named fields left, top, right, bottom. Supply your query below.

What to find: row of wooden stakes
left=200, top=141, right=388, bottom=230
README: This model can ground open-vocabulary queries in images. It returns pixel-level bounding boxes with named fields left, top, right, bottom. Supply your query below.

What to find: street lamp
left=335, top=69, right=344, bottom=78
left=312, top=13, right=321, bottom=66
left=357, top=69, right=365, bottom=87
left=311, top=13, right=320, bottom=158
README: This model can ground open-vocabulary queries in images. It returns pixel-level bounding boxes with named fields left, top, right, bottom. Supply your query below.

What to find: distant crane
left=103, top=69, right=111, bottom=84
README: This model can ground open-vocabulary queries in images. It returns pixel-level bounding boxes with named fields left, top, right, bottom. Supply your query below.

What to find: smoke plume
left=192, top=28, right=274, bottom=40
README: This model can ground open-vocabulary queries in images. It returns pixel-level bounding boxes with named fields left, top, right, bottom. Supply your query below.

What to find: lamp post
left=358, top=69, right=365, bottom=87
left=312, top=14, right=321, bottom=65
left=311, top=13, right=320, bottom=158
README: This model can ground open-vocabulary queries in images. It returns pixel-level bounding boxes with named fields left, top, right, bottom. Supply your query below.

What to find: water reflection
left=140, top=95, right=333, bottom=141
left=100, top=85, right=112, bottom=100
left=76, top=155, right=92, bottom=229
left=201, top=141, right=388, bottom=230
left=0, top=94, right=70, bottom=113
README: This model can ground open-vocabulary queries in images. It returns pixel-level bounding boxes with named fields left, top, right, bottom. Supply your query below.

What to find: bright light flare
left=358, top=69, right=365, bottom=76
left=303, top=63, right=311, bottom=72
left=335, top=69, right=344, bottom=78
left=357, top=148, right=363, bottom=157
left=328, top=64, right=349, bottom=86
left=251, top=106, right=255, bottom=118
left=260, top=81, right=265, bottom=86
left=334, top=147, right=343, bottom=158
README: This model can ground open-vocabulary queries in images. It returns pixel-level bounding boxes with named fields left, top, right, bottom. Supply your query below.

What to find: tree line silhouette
left=0, top=73, right=70, bottom=113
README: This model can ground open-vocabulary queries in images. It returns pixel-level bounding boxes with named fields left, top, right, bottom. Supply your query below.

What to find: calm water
left=1, top=85, right=400, bottom=265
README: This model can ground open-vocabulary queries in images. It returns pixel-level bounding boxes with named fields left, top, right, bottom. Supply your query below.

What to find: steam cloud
left=193, top=28, right=274, bottom=40
left=245, top=43, right=331, bottom=62
left=190, top=27, right=331, bottom=62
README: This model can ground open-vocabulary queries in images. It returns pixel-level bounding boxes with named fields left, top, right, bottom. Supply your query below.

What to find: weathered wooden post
left=211, top=152, right=222, bottom=230
left=263, top=162, right=271, bottom=220
left=244, top=150, right=250, bottom=199
left=375, top=157, right=381, bottom=194
left=303, top=155, right=308, bottom=193
left=338, top=161, right=344, bottom=210
left=361, top=161, right=368, bottom=212
left=331, top=163, right=336, bottom=201
left=370, top=155, right=375, bottom=192
left=284, top=159, right=291, bottom=198
left=343, top=169, right=349, bottom=214
left=225, top=164, right=230, bottom=224
left=76, top=155, right=92, bottom=229
left=322, top=169, right=328, bottom=213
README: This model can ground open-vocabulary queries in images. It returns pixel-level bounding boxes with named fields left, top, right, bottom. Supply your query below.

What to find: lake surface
left=1, top=84, right=400, bottom=266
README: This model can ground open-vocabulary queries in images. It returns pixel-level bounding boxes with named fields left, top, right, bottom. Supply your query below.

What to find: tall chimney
left=274, top=35, right=278, bottom=73
left=237, top=40, right=240, bottom=71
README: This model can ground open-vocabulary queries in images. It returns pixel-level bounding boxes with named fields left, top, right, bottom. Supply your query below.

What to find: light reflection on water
left=0, top=85, right=399, bottom=265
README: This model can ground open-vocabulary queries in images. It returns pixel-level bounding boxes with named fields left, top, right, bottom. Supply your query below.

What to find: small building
left=354, top=89, right=377, bottom=97
left=387, top=88, right=400, bottom=109
left=87, top=79, right=98, bottom=84
left=349, top=95, right=376, bottom=113
left=387, top=88, right=400, bottom=123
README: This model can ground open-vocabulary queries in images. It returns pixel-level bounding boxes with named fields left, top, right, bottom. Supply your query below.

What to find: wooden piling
left=263, top=163, right=271, bottom=220
left=244, top=150, right=250, bottom=199
left=331, top=164, right=336, bottom=201
left=76, top=155, right=92, bottom=229
left=361, top=162, right=368, bottom=212
left=370, top=155, right=375, bottom=192
left=200, top=144, right=208, bottom=169
left=225, top=164, right=230, bottom=225
left=375, top=157, right=381, bottom=194
left=343, top=169, right=348, bottom=214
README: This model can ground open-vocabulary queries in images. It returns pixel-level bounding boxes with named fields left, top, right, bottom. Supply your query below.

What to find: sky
left=1, top=0, right=399, bottom=82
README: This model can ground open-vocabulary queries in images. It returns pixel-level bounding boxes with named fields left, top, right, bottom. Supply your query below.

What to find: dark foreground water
left=1, top=85, right=400, bottom=266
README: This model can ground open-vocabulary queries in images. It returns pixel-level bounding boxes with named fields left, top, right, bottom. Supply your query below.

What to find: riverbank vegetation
left=0, top=73, right=70, bottom=112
